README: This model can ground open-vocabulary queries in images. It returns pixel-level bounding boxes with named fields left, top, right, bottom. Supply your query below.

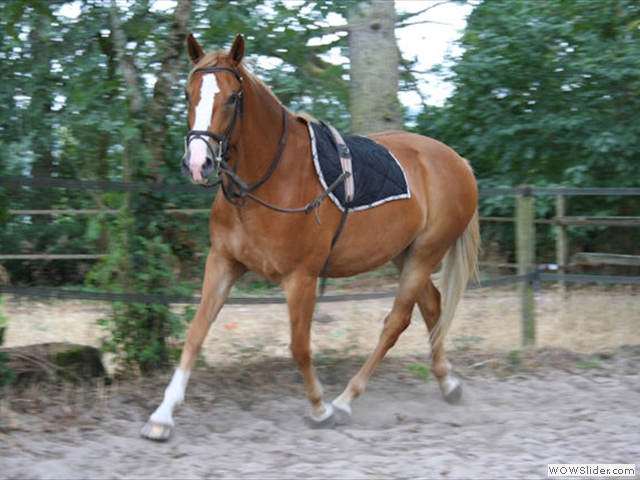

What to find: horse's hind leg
left=331, top=253, right=433, bottom=422
left=391, top=253, right=462, bottom=403
left=331, top=300, right=415, bottom=423
left=416, top=281, right=462, bottom=404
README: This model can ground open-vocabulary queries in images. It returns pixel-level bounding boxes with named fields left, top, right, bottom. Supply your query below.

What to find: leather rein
left=185, top=66, right=351, bottom=222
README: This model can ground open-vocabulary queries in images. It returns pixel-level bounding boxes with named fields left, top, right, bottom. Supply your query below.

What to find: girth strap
left=318, top=121, right=353, bottom=296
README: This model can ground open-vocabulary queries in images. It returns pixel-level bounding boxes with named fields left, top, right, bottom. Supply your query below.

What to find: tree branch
left=109, top=0, right=143, bottom=113
left=397, top=19, right=453, bottom=29
left=396, top=1, right=464, bottom=29
left=396, top=1, right=452, bottom=22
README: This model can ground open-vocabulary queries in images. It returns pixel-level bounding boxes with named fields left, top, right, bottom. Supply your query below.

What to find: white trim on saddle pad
left=307, top=122, right=411, bottom=213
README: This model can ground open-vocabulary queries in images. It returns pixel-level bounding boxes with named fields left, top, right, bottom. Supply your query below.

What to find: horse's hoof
left=140, top=421, right=173, bottom=441
left=443, top=382, right=463, bottom=405
left=331, top=403, right=351, bottom=425
left=307, top=403, right=337, bottom=429
left=307, top=402, right=352, bottom=429
left=308, top=413, right=336, bottom=429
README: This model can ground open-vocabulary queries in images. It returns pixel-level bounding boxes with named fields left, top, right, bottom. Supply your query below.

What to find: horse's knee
left=290, top=343, right=311, bottom=369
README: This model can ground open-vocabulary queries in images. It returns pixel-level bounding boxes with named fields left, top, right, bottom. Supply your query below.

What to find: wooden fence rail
left=510, top=186, right=640, bottom=347
left=2, top=180, right=640, bottom=347
left=571, top=253, right=640, bottom=267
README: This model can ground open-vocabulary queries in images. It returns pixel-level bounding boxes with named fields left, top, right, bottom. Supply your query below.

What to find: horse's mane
left=190, top=50, right=315, bottom=125
left=296, top=112, right=318, bottom=124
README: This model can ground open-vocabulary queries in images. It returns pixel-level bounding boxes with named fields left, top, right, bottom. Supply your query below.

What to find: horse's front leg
left=283, top=275, right=335, bottom=426
left=141, top=250, right=245, bottom=441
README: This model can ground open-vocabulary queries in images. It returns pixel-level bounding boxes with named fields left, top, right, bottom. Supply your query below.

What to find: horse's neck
left=235, top=85, right=300, bottom=187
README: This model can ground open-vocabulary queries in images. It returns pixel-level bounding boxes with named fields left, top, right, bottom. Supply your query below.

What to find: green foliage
left=0, top=296, right=16, bottom=386
left=88, top=203, right=189, bottom=375
left=0, top=297, right=7, bottom=333
left=416, top=0, right=640, bottom=262
left=508, top=350, right=522, bottom=370
left=419, top=0, right=640, bottom=187
left=407, top=363, right=431, bottom=380
left=0, top=350, right=15, bottom=387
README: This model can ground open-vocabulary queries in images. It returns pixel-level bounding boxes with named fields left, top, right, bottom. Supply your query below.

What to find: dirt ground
left=1, top=285, right=640, bottom=479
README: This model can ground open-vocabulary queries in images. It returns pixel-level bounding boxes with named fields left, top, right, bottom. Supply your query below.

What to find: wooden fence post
left=555, top=194, right=567, bottom=295
left=516, top=186, right=536, bottom=346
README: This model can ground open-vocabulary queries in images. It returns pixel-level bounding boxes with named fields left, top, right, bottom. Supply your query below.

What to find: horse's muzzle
left=181, top=148, right=215, bottom=184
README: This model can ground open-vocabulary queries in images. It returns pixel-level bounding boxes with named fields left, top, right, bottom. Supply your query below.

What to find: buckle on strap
left=321, top=121, right=354, bottom=204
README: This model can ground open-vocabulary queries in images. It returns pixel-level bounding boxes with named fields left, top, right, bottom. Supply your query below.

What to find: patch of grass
left=508, top=349, right=522, bottom=369
left=232, top=273, right=279, bottom=296
left=0, top=297, right=15, bottom=386
left=407, top=363, right=431, bottom=380
left=577, top=358, right=603, bottom=371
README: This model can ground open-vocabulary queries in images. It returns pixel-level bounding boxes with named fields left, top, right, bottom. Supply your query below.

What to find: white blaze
left=189, top=73, right=219, bottom=182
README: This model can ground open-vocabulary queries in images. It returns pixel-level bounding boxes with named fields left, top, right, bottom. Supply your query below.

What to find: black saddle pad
left=308, top=122, right=410, bottom=212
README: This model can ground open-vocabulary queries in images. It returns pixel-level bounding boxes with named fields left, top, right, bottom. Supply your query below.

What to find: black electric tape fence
left=3, top=177, right=640, bottom=196
left=3, top=274, right=639, bottom=305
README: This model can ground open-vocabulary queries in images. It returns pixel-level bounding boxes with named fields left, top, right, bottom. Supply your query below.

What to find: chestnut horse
left=141, top=34, right=479, bottom=441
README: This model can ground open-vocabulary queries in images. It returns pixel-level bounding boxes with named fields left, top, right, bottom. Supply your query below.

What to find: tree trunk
left=347, top=0, right=402, bottom=135
left=28, top=15, right=56, bottom=224
left=145, top=0, right=192, bottom=182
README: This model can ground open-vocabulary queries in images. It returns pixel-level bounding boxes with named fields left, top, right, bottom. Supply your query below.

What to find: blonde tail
left=430, top=211, right=480, bottom=349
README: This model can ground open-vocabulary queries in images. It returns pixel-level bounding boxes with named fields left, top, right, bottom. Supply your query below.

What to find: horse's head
left=182, top=34, right=245, bottom=184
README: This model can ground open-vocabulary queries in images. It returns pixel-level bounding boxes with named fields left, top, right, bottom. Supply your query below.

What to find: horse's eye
left=184, top=90, right=190, bottom=103
left=227, top=93, right=238, bottom=106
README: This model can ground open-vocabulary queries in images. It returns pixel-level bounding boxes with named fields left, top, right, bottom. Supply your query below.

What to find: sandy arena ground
left=1, top=285, right=639, bottom=479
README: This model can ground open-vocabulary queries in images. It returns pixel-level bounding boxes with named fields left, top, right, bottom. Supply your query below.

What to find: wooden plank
left=7, top=209, right=208, bottom=216
left=571, top=253, right=640, bottom=267
left=479, top=216, right=516, bottom=223
left=164, top=209, right=210, bottom=215
left=555, top=216, right=640, bottom=227
left=478, top=261, right=518, bottom=269
left=0, top=254, right=107, bottom=260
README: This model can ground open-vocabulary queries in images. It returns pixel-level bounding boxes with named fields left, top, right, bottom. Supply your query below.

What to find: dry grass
left=3, top=283, right=639, bottom=373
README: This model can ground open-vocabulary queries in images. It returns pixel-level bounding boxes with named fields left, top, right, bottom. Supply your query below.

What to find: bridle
left=185, top=66, right=294, bottom=207
left=183, top=65, right=350, bottom=218
left=184, top=67, right=244, bottom=172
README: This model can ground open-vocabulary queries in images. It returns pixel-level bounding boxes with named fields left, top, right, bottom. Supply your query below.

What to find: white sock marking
left=150, top=368, right=191, bottom=426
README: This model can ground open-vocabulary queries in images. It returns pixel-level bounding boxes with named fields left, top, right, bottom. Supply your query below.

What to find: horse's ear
left=187, top=33, right=205, bottom=64
left=229, top=34, right=245, bottom=64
